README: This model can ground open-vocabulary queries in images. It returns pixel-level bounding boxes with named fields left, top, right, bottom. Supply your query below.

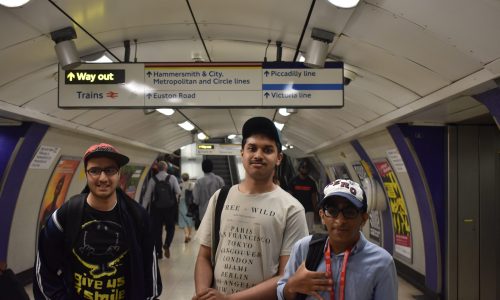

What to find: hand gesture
left=285, top=262, right=332, bottom=300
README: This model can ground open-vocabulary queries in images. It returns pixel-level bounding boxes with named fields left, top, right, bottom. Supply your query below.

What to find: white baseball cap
left=320, top=179, right=366, bottom=210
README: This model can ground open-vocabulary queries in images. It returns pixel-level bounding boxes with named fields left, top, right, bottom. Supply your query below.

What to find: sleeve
left=142, top=178, right=155, bottom=209
left=140, top=209, right=162, bottom=299
left=276, top=237, right=309, bottom=300
left=280, top=204, right=308, bottom=256
left=170, top=176, right=181, bottom=195
left=373, top=258, right=398, bottom=300
left=193, top=180, right=200, bottom=205
left=33, top=210, right=69, bottom=300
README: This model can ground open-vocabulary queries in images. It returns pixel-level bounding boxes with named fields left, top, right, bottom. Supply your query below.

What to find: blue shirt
left=277, top=233, right=398, bottom=300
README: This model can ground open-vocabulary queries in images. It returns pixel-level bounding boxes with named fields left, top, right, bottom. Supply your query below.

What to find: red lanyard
left=324, top=239, right=351, bottom=300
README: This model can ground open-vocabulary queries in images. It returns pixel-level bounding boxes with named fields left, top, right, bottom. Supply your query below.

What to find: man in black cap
left=34, top=143, right=161, bottom=299
left=194, top=117, right=308, bottom=299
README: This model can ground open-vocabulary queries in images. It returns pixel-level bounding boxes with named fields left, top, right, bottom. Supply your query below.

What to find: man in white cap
left=277, top=179, right=397, bottom=300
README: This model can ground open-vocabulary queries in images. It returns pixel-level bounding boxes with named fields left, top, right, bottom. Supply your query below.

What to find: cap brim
left=320, top=192, right=364, bottom=209
left=85, top=151, right=129, bottom=167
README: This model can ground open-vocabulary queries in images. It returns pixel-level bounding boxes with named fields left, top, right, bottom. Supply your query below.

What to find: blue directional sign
left=261, top=62, right=344, bottom=107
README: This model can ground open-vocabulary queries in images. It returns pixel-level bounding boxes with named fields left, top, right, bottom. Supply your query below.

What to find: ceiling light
left=328, top=0, right=360, bottom=9
left=278, top=108, right=290, bottom=116
left=304, top=28, right=335, bottom=68
left=274, top=121, right=284, bottom=131
left=0, top=0, right=30, bottom=7
left=228, top=134, right=236, bottom=139
left=156, top=109, right=175, bottom=116
left=197, top=132, right=208, bottom=140
left=178, top=121, right=195, bottom=131
left=282, top=145, right=287, bottom=151
left=51, top=27, right=81, bottom=70
left=84, top=53, right=113, bottom=63
left=298, top=54, right=306, bottom=62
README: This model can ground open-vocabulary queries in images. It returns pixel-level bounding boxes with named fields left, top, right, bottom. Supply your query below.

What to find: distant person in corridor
left=289, top=160, right=318, bottom=233
left=193, top=159, right=225, bottom=222
left=34, top=143, right=161, bottom=299
left=179, top=172, right=195, bottom=243
left=142, top=160, right=181, bottom=259
left=193, top=116, right=308, bottom=300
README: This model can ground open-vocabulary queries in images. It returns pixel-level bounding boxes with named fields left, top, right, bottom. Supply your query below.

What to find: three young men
left=193, top=116, right=309, bottom=299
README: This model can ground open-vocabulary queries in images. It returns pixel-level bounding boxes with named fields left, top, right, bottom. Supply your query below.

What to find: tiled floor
left=27, top=227, right=424, bottom=299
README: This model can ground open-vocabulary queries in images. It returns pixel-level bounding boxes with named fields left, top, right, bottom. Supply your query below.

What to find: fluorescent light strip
left=197, top=132, right=208, bottom=140
left=156, top=109, right=175, bottom=116
left=0, top=0, right=30, bottom=8
left=178, top=121, right=195, bottom=131
left=327, top=0, right=360, bottom=9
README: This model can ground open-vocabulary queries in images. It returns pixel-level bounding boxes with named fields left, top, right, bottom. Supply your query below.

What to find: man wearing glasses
left=34, top=143, right=161, bottom=299
left=277, top=179, right=397, bottom=300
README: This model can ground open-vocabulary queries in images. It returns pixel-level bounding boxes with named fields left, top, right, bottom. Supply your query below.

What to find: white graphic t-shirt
left=197, top=185, right=308, bottom=294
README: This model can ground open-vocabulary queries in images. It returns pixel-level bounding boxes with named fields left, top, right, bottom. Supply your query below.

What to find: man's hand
left=192, top=288, right=227, bottom=300
left=284, top=262, right=332, bottom=300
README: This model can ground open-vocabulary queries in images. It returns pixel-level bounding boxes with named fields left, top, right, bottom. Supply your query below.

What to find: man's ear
left=360, top=212, right=369, bottom=227
left=276, top=151, right=283, bottom=166
left=319, top=209, right=325, bottom=225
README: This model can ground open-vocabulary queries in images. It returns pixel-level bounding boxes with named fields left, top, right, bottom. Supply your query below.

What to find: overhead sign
left=65, top=69, right=125, bottom=84
left=58, top=62, right=343, bottom=108
left=196, top=143, right=241, bottom=156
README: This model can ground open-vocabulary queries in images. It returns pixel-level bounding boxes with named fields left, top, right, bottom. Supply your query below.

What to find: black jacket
left=33, top=189, right=161, bottom=299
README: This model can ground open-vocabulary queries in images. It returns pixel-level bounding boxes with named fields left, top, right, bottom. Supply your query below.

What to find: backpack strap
left=296, top=233, right=329, bottom=300
left=63, top=194, right=86, bottom=251
left=211, top=186, right=230, bottom=266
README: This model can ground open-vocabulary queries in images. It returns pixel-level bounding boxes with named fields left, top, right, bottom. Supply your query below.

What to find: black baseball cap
left=84, top=143, right=129, bottom=168
left=242, top=117, right=282, bottom=152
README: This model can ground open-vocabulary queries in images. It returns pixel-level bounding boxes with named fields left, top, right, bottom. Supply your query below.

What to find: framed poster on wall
left=331, top=162, right=351, bottom=180
left=352, top=162, right=382, bottom=245
left=119, top=164, right=146, bottom=200
left=37, top=156, right=81, bottom=233
left=374, top=159, right=412, bottom=262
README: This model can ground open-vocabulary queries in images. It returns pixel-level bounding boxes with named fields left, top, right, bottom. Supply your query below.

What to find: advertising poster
left=119, top=164, right=146, bottom=199
left=37, top=157, right=80, bottom=232
left=374, top=159, right=412, bottom=261
left=331, top=162, right=351, bottom=180
left=352, top=162, right=381, bottom=245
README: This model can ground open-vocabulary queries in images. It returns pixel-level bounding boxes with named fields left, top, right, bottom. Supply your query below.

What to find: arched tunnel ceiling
left=0, top=0, right=499, bottom=154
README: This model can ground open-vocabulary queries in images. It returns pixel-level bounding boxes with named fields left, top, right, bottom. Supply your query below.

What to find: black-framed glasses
left=323, top=206, right=360, bottom=219
left=86, top=167, right=119, bottom=177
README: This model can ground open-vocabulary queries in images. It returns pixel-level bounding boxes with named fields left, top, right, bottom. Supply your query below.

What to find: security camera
left=344, top=69, right=357, bottom=86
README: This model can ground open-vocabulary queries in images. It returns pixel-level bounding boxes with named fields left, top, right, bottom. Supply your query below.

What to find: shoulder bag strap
left=211, top=185, right=230, bottom=266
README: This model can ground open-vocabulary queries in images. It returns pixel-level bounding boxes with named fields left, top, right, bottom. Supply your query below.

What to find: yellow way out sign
left=65, top=70, right=125, bottom=84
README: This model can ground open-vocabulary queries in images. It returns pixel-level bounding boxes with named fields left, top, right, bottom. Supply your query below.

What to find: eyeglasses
left=323, top=206, right=360, bottom=219
left=86, top=167, right=119, bottom=177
